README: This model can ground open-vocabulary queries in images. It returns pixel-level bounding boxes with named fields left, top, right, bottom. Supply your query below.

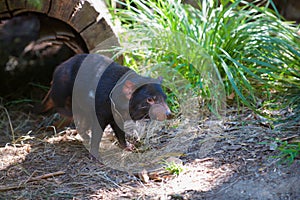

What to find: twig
left=26, top=171, right=65, bottom=182
left=0, top=185, right=25, bottom=192
left=0, top=171, right=65, bottom=192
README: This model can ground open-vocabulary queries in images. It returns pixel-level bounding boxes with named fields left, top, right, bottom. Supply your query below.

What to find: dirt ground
left=0, top=104, right=299, bottom=200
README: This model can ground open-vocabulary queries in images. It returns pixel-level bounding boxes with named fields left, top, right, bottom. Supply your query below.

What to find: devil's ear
left=122, top=80, right=136, bottom=100
left=158, top=76, right=163, bottom=84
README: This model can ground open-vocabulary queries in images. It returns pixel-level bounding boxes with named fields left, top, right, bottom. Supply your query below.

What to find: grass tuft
left=112, top=0, right=300, bottom=118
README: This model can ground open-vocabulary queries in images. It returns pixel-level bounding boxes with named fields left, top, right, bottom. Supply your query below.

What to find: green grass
left=110, top=0, right=300, bottom=118
left=273, top=138, right=300, bottom=165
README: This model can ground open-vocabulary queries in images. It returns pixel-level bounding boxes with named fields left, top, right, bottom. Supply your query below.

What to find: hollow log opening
left=0, top=0, right=120, bottom=102
left=0, top=13, right=89, bottom=100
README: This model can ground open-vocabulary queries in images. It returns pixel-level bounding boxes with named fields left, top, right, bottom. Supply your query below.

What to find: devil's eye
left=147, top=96, right=156, bottom=104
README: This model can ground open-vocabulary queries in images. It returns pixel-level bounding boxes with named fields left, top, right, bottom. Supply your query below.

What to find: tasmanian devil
left=38, top=54, right=171, bottom=157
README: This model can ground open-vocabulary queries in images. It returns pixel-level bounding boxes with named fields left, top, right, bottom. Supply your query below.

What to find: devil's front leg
left=110, top=120, right=135, bottom=151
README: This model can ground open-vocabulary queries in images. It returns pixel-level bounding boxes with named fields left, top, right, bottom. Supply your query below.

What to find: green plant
left=273, top=138, right=300, bottom=165
left=164, top=161, right=184, bottom=176
left=111, top=0, right=300, bottom=116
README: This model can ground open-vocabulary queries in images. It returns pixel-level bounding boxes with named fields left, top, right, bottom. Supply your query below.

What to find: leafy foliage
left=112, top=0, right=300, bottom=116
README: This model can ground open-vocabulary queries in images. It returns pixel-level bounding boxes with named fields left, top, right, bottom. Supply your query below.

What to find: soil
left=0, top=104, right=299, bottom=200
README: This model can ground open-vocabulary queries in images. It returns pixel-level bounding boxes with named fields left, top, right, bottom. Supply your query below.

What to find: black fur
left=40, top=54, right=170, bottom=152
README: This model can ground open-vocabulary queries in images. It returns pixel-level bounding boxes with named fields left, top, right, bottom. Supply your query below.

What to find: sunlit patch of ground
left=0, top=144, right=31, bottom=170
